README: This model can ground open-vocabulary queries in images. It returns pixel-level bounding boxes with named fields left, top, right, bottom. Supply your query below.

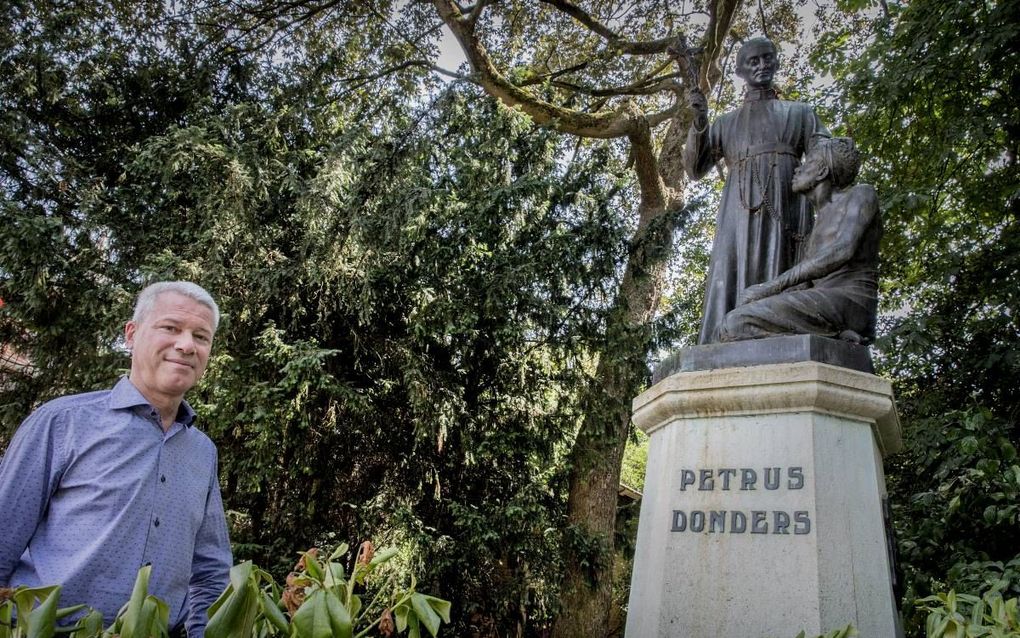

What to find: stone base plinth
left=625, top=362, right=903, bottom=638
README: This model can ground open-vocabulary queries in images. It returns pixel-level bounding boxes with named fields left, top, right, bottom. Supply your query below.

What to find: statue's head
left=735, top=37, right=778, bottom=89
left=793, top=137, right=862, bottom=193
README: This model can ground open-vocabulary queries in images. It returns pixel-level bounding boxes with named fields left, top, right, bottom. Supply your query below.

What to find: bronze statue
left=684, top=37, right=830, bottom=343
left=718, top=137, right=880, bottom=343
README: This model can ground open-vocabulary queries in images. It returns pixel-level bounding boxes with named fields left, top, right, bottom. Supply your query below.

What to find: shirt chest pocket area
left=160, top=443, right=215, bottom=534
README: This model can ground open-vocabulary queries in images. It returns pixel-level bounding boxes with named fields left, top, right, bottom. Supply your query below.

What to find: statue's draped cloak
left=685, top=90, right=829, bottom=344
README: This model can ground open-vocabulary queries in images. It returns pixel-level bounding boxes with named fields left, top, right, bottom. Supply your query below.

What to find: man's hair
left=818, top=137, right=862, bottom=188
left=736, top=36, right=777, bottom=68
left=133, top=281, right=220, bottom=331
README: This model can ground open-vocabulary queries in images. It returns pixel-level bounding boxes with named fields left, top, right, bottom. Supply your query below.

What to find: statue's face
left=792, top=150, right=827, bottom=193
left=736, top=42, right=778, bottom=89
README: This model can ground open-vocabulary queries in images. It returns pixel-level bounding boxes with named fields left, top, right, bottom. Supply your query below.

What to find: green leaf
left=291, top=590, right=331, bottom=638
left=54, top=605, right=87, bottom=621
left=347, top=594, right=361, bottom=623
left=259, top=591, right=289, bottom=633
left=75, top=610, right=105, bottom=638
left=302, top=553, right=324, bottom=582
left=120, top=566, right=152, bottom=638
left=327, top=544, right=350, bottom=562
left=322, top=591, right=352, bottom=638
left=205, top=565, right=259, bottom=638
left=410, top=593, right=441, bottom=637
left=394, top=602, right=409, bottom=633
left=26, top=588, right=60, bottom=638
left=1, top=602, right=12, bottom=638
left=369, top=548, right=399, bottom=567
left=132, top=598, right=157, bottom=638
left=419, top=595, right=451, bottom=625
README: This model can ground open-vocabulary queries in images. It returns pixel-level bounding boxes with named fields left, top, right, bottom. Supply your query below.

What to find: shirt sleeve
left=0, top=405, right=67, bottom=584
left=184, top=451, right=232, bottom=638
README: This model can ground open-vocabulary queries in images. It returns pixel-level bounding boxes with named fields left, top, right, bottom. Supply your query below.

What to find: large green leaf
left=119, top=567, right=152, bottom=638
left=322, top=592, right=352, bottom=638
left=259, top=591, right=289, bottom=633
left=25, top=588, right=60, bottom=638
left=290, top=591, right=331, bottom=638
left=204, top=564, right=259, bottom=638
left=410, top=594, right=441, bottom=637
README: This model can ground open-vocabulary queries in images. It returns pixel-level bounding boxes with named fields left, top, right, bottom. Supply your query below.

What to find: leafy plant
left=0, top=566, right=162, bottom=638
left=205, top=543, right=450, bottom=638
left=916, top=590, right=1020, bottom=637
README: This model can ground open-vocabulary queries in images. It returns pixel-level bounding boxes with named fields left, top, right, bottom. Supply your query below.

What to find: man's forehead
left=741, top=42, right=776, bottom=58
left=149, top=292, right=215, bottom=326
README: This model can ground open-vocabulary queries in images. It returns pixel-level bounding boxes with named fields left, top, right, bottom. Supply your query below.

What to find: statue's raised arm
left=683, top=37, right=830, bottom=344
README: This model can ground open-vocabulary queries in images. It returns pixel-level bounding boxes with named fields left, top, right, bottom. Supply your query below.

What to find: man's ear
left=125, top=321, right=136, bottom=348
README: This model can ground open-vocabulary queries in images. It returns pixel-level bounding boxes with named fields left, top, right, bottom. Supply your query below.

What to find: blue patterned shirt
left=0, top=377, right=232, bottom=637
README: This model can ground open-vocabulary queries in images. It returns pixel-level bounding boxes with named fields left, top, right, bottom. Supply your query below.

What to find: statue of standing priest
left=684, top=36, right=830, bottom=344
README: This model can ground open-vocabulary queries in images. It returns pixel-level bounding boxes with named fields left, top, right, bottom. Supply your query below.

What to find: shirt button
left=161, top=475, right=166, bottom=483
left=154, top=518, right=160, bottom=527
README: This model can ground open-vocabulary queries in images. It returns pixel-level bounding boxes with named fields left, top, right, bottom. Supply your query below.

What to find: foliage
left=1, top=566, right=165, bottom=638
left=888, top=408, right=1020, bottom=605
left=206, top=544, right=450, bottom=638
left=916, top=590, right=1020, bottom=638
left=0, top=547, right=450, bottom=638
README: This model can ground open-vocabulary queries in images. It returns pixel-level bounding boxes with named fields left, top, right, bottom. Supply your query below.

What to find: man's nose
left=175, top=333, right=196, bottom=353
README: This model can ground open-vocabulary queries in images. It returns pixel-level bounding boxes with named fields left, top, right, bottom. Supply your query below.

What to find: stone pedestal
left=625, top=360, right=903, bottom=637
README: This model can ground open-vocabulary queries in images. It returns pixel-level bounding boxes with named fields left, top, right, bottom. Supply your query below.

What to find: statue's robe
left=684, top=88, right=829, bottom=344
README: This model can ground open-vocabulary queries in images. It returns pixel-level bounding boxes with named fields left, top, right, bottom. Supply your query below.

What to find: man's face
left=736, top=42, right=778, bottom=89
left=792, top=150, right=827, bottom=193
left=125, top=292, right=215, bottom=404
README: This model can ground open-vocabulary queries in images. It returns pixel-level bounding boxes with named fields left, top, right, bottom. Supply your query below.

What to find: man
left=718, top=137, right=880, bottom=342
left=0, top=281, right=232, bottom=638
left=684, top=36, right=830, bottom=343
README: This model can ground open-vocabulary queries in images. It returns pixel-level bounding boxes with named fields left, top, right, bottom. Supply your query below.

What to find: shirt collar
left=109, top=376, right=197, bottom=427
left=744, top=87, right=780, bottom=102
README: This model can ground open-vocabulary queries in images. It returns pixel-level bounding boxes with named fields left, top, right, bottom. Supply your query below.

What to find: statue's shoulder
left=842, top=183, right=880, bottom=214
left=848, top=183, right=878, bottom=199
left=779, top=98, right=819, bottom=113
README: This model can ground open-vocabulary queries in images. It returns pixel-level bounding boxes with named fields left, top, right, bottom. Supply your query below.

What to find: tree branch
left=340, top=60, right=470, bottom=85
left=432, top=0, right=637, bottom=139
left=537, top=0, right=677, bottom=55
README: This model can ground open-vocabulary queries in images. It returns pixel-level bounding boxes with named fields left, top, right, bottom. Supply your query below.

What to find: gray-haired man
left=0, top=281, right=232, bottom=638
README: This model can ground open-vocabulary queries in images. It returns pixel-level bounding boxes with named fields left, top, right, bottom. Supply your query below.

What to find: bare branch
left=549, top=75, right=681, bottom=98
left=340, top=60, right=471, bottom=85
left=538, top=0, right=677, bottom=55
left=516, top=61, right=591, bottom=87
left=758, top=0, right=772, bottom=40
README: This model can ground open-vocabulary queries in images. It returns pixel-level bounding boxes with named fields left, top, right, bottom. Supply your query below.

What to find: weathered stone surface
left=626, top=362, right=902, bottom=637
